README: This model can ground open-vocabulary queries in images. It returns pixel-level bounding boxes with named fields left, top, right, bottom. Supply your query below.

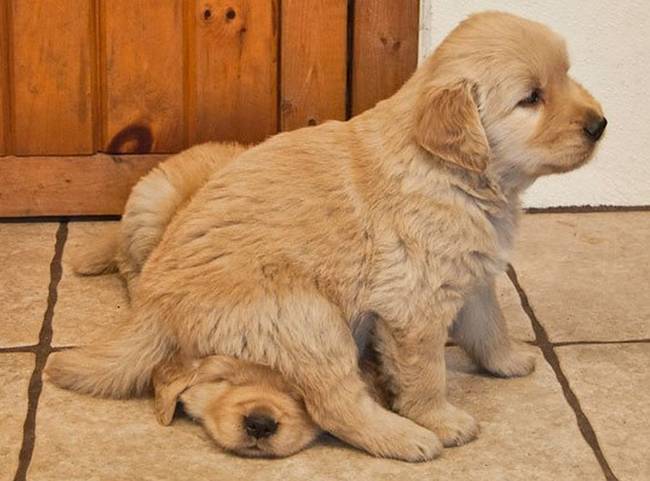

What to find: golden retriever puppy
left=152, top=352, right=320, bottom=458
left=49, top=11, right=606, bottom=461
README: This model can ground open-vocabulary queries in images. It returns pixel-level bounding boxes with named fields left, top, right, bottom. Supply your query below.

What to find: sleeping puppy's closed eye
left=152, top=354, right=320, bottom=458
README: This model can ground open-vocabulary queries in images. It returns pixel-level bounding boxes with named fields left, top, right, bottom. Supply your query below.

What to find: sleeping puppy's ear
left=152, top=355, right=238, bottom=426
left=152, top=362, right=193, bottom=426
left=179, top=384, right=224, bottom=421
left=415, top=80, right=490, bottom=173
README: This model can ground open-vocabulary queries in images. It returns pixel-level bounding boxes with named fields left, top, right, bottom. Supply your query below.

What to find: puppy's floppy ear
left=179, top=384, right=224, bottom=421
left=152, top=361, right=194, bottom=426
left=415, top=80, right=490, bottom=173
left=152, top=355, right=238, bottom=426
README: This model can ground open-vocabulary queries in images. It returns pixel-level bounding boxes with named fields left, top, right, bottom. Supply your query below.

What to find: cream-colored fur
left=48, top=11, right=606, bottom=461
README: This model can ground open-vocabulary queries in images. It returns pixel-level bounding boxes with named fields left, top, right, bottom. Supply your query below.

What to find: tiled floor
left=1, top=212, right=648, bottom=481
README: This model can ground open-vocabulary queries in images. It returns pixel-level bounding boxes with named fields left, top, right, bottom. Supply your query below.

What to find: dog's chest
left=366, top=202, right=505, bottom=310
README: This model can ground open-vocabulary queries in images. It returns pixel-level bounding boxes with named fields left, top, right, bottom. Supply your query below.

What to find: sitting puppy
left=50, top=12, right=606, bottom=461
left=152, top=352, right=320, bottom=458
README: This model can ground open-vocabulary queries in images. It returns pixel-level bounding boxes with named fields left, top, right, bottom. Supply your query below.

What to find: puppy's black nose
left=244, top=414, right=278, bottom=439
left=584, top=116, right=607, bottom=142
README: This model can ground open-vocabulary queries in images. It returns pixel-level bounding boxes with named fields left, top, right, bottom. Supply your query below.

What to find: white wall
left=419, top=1, right=650, bottom=207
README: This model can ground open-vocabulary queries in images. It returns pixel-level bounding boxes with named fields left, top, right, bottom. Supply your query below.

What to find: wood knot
left=380, top=36, right=402, bottom=51
left=202, top=7, right=213, bottom=22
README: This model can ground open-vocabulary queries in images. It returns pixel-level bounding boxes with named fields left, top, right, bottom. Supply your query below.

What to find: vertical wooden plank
left=187, top=0, right=278, bottom=145
left=280, top=0, right=347, bottom=131
left=11, top=0, right=95, bottom=155
left=0, top=2, right=9, bottom=155
left=0, top=0, right=10, bottom=154
left=101, top=0, right=184, bottom=154
left=352, top=0, right=419, bottom=116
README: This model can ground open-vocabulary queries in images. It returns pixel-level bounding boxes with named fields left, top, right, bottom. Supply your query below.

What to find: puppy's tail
left=70, top=225, right=120, bottom=276
left=46, top=311, right=172, bottom=398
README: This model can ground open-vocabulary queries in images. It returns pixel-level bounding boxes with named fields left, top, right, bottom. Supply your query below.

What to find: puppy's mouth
left=235, top=442, right=278, bottom=458
left=539, top=147, right=595, bottom=175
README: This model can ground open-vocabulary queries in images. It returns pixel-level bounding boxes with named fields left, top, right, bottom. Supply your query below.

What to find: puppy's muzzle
left=244, top=414, right=278, bottom=439
left=584, top=115, right=607, bottom=142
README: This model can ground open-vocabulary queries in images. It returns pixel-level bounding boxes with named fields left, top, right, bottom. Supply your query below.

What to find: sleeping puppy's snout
left=179, top=378, right=320, bottom=458
left=584, top=115, right=607, bottom=142
left=244, top=412, right=278, bottom=439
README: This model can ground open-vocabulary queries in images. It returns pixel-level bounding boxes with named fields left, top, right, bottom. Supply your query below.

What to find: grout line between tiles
left=0, top=346, right=75, bottom=354
left=507, top=264, right=620, bottom=481
left=13, top=222, right=68, bottom=481
left=554, top=339, right=650, bottom=347
left=50, top=345, right=76, bottom=352
left=525, top=205, right=650, bottom=214
left=0, top=345, right=38, bottom=354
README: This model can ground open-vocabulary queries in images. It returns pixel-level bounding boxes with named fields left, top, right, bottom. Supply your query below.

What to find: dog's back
left=72, top=142, right=246, bottom=287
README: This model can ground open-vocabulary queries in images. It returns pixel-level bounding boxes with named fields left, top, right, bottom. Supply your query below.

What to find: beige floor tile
left=52, top=222, right=129, bottom=347
left=0, top=353, right=34, bottom=481
left=513, top=212, right=650, bottom=342
left=0, top=224, right=57, bottom=347
left=557, top=343, right=650, bottom=481
left=32, top=349, right=601, bottom=481
left=496, top=273, right=535, bottom=342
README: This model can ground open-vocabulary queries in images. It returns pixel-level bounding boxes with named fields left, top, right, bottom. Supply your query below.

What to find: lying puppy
left=49, top=12, right=606, bottom=461
left=152, top=352, right=320, bottom=458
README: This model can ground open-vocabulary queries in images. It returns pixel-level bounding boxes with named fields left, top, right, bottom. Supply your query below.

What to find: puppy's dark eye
left=518, top=88, right=542, bottom=107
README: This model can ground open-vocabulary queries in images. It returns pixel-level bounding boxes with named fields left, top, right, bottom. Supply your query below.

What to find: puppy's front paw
left=483, top=345, right=536, bottom=378
left=389, top=425, right=443, bottom=462
left=365, top=415, right=443, bottom=461
left=414, top=403, right=479, bottom=448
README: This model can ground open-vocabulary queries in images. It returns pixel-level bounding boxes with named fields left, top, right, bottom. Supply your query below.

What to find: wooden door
left=0, top=0, right=418, bottom=217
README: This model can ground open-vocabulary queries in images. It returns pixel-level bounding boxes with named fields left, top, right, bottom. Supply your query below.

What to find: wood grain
left=186, top=0, right=278, bottom=145
left=10, top=0, right=96, bottom=155
left=101, top=0, right=184, bottom=154
left=0, top=154, right=165, bottom=216
left=280, top=0, right=347, bottom=131
left=0, top=0, right=10, bottom=154
left=351, top=0, right=419, bottom=116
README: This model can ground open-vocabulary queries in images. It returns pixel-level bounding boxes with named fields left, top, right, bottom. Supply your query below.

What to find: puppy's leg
left=451, top=279, right=535, bottom=378
left=261, top=293, right=442, bottom=461
left=295, top=363, right=442, bottom=461
left=374, top=305, right=479, bottom=448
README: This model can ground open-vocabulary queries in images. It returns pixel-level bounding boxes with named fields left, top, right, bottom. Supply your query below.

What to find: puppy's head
left=153, top=355, right=320, bottom=458
left=415, top=11, right=606, bottom=187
